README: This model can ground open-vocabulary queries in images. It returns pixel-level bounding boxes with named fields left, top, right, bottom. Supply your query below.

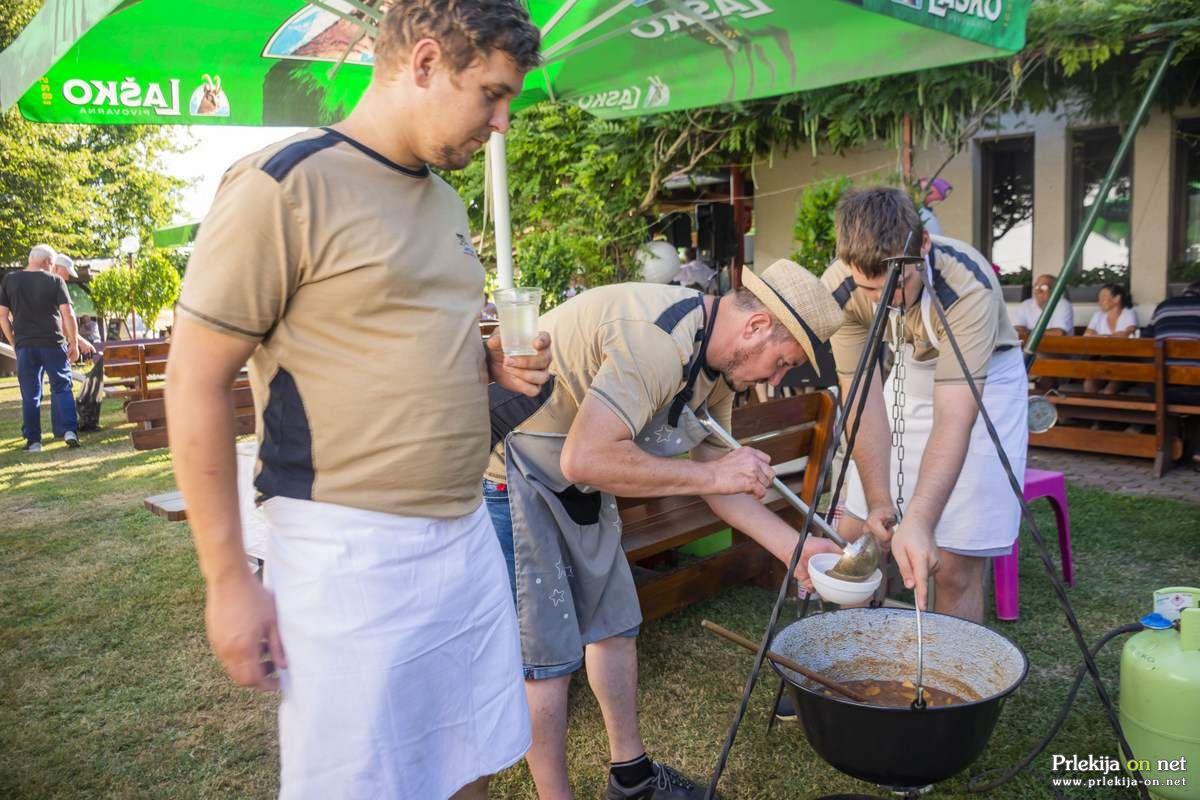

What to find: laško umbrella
left=0, top=0, right=1028, bottom=286
left=3, top=1, right=1027, bottom=126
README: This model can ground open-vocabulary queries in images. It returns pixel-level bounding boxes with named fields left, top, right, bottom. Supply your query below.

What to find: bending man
left=484, top=261, right=843, bottom=800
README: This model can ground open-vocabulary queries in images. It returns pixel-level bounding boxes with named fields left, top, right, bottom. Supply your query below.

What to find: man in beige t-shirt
left=164, top=4, right=549, bottom=799
left=484, top=263, right=843, bottom=800
left=820, top=187, right=1027, bottom=624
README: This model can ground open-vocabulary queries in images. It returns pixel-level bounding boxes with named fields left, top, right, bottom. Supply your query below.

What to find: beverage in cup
left=494, top=287, right=542, bottom=356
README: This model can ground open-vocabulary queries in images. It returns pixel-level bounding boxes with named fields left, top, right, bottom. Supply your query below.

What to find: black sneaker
left=602, top=761, right=715, bottom=800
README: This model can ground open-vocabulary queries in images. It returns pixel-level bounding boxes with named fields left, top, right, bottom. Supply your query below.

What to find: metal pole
left=1025, top=38, right=1178, bottom=359
left=489, top=132, right=515, bottom=289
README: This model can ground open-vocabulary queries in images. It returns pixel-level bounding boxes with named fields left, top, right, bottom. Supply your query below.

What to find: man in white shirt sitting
left=1011, top=273, right=1074, bottom=338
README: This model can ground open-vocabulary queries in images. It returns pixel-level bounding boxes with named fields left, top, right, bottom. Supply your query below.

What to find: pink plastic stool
left=992, top=468, right=1075, bottom=621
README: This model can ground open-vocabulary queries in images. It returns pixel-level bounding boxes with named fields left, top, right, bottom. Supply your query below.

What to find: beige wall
left=753, top=107, right=1196, bottom=324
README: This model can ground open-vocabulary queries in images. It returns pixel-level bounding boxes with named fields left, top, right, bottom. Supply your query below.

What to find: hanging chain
left=889, top=305, right=907, bottom=518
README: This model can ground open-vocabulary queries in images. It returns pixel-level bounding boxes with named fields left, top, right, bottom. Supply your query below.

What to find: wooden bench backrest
left=1029, top=334, right=1157, bottom=383
left=617, top=391, right=836, bottom=523
left=125, top=386, right=255, bottom=450
left=102, top=340, right=170, bottom=399
left=1164, top=339, right=1200, bottom=387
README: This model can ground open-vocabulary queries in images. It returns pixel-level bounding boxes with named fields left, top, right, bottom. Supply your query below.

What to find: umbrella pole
left=489, top=132, right=515, bottom=290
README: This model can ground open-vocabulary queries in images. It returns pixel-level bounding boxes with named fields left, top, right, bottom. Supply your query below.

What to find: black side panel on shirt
left=260, top=131, right=341, bottom=183
left=256, top=367, right=315, bottom=501
left=489, top=376, right=557, bottom=451
left=0, top=272, right=68, bottom=348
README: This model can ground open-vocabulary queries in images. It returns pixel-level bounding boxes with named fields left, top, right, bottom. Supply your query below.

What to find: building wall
left=752, top=107, right=1198, bottom=326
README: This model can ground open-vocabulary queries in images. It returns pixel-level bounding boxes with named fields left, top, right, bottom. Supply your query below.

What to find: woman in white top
left=1084, top=283, right=1138, bottom=393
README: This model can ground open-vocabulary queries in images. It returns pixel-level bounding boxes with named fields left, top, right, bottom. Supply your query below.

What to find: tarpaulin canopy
left=3, top=0, right=1028, bottom=126
left=67, top=282, right=97, bottom=316
left=151, top=222, right=200, bottom=248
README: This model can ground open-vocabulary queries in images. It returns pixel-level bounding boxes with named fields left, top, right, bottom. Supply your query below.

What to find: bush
left=998, top=267, right=1031, bottom=286
left=84, top=249, right=180, bottom=338
left=791, top=176, right=852, bottom=277
left=513, top=229, right=612, bottom=311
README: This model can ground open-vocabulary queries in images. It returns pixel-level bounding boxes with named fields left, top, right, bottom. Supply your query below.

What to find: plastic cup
left=494, top=287, right=542, bottom=356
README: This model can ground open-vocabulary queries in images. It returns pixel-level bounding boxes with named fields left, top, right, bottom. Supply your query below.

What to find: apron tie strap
left=668, top=296, right=720, bottom=428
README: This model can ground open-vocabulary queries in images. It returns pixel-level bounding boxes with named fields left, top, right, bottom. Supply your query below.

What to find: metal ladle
left=698, top=416, right=883, bottom=581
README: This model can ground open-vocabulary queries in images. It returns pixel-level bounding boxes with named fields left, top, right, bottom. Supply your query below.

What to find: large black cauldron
left=769, top=607, right=1027, bottom=790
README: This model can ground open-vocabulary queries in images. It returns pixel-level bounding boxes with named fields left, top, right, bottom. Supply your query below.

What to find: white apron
left=264, top=498, right=531, bottom=800
left=845, top=291, right=1027, bottom=554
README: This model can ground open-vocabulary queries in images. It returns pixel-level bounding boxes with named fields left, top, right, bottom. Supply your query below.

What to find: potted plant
left=1168, top=259, right=1200, bottom=296
left=998, top=267, right=1031, bottom=302
left=1066, top=264, right=1127, bottom=302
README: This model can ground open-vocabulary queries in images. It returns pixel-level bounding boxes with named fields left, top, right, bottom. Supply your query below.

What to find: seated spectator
left=1148, top=280, right=1200, bottom=407
left=1011, top=274, right=1074, bottom=337
left=675, top=246, right=716, bottom=291
left=1084, top=283, right=1138, bottom=394
left=1085, top=284, right=1137, bottom=338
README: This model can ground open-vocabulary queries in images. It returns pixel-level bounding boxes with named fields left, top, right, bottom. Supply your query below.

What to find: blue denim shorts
left=483, top=479, right=638, bottom=681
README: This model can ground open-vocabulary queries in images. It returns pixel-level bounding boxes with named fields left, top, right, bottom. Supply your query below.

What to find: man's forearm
left=0, top=316, right=14, bottom=348
left=62, top=312, right=78, bottom=345
left=166, top=381, right=252, bottom=585
left=903, top=383, right=978, bottom=531
left=702, top=492, right=806, bottom=565
left=563, top=438, right=715, bottom=497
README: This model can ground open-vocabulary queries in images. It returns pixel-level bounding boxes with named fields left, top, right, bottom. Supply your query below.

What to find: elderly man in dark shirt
left=0, top=244, right=81, bottom=452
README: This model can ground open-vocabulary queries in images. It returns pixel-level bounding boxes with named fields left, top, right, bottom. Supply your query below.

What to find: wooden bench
left=101, top=340, right=170, bottom=401
left=1028, top=335, right=1200, bottom=475
left=618, top=390, right=837, bottom=622
left=125, top=386, right=257, bottom=519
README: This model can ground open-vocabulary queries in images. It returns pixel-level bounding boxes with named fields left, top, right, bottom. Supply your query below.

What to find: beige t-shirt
left=486, top=284, right=734, bottom=483
left=178, top=128, right=490, bottom=519
left=821, top=235, right=1019, bottom=383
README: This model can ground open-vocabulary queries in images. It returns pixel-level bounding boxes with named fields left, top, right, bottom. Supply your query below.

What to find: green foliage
left=791, top=176, right=852, bottom=277
left=513, top=229, right=609, bottom=312
left=1168, top=259, right=1200, bottom=284
left=999, top=267, right=1033, bottom=286
left=85, top=251, right=181, bottom=336
left=131, top=250, right=181, bottom=328
left=1073, top=263, right=1129, bottom=286
left=86, top=264, right=134, bottom=323
left=443, top=103, right=650, bottom=293
left=0, top=0, right=187, bottom=267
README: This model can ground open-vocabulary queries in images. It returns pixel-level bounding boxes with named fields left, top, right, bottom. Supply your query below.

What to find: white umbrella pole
left=489, top=132, right=514, bottom=289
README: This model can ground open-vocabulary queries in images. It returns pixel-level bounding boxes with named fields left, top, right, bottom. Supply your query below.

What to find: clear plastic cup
left=494, top=287, right=542, bottom=356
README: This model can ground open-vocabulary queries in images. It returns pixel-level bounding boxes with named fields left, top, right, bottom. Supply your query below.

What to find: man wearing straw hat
left=484, top=261, right=843, bottom=800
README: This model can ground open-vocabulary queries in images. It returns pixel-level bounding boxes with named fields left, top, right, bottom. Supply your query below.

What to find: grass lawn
left=2, top=382, right=1197, bottom=799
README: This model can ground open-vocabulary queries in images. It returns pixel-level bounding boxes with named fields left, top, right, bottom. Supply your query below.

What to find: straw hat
left=740, top=258, right=843, bottom=377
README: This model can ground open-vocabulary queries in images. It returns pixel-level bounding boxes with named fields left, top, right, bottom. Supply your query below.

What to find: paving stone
left=1027, top=448, right=1200, bottom=506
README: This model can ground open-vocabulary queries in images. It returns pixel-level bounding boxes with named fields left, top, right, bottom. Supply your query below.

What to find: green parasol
left=152, top=222, right=201, bottom=248
left=1, top=0, right=1028, bottom=288
left=3, top=1, right=1027, bottom=126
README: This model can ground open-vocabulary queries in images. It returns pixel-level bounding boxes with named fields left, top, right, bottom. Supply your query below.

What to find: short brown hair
left=375, top=0, right=541, bottom=75
left=835, top=187, right=923, bottom=278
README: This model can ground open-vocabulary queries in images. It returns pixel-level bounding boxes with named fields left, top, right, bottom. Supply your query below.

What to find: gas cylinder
left=1119, top=588, right=1200, bottom=800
